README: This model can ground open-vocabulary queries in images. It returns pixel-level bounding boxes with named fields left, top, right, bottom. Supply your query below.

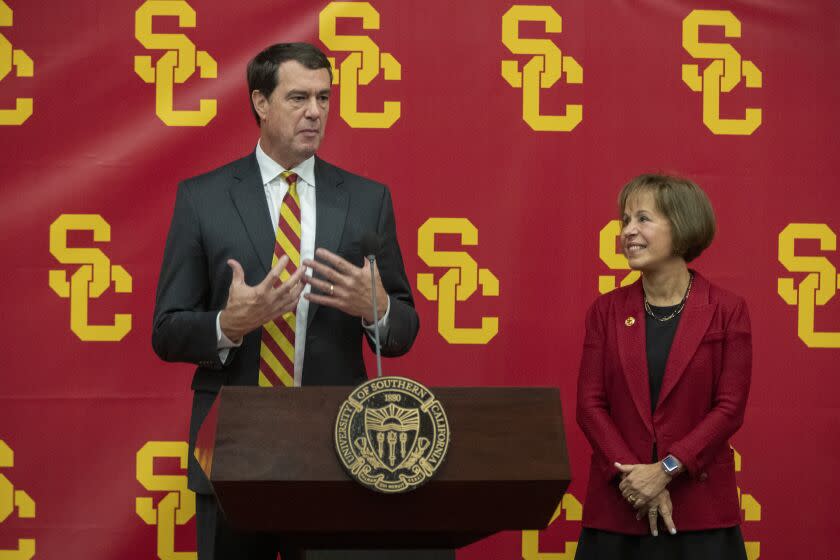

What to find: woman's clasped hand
left=616, top=462, right=677, bottom=535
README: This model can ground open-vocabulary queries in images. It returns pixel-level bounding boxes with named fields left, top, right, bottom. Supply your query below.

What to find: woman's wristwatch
left=660, top=454, right=682, bottom=476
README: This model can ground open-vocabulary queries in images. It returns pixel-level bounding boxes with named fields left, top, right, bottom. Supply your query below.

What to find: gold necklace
left=644, top=272, right=694, bottom=322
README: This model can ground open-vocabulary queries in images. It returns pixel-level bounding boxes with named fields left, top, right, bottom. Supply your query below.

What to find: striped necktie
left=258, top=171, right=300, bottom=387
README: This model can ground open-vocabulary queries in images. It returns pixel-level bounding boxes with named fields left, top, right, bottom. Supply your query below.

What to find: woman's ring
left=329, top=284, right=334, bottom=296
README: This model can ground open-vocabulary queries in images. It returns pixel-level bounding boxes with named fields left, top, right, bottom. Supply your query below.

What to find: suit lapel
left=616, top=281, right=654, bottom=434
left=308, top=157, right=348, bottom=328
left=655, top=272, right=716, bottom=410
left=230, top=154, right=274, bottom=275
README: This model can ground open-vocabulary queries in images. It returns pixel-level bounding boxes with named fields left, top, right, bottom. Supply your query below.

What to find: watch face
left=662, top=455, right=679, bottom=472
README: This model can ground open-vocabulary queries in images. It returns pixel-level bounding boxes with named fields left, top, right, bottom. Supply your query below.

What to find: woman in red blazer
left=575, top=174, right=751, bottom=559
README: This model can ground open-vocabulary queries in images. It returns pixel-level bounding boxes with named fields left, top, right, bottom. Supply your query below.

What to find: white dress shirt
left=215, top=142, right=389, bottom=385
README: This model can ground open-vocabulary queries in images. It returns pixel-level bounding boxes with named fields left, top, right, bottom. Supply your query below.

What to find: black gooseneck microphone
left=360, top=232, right=383, bottom=378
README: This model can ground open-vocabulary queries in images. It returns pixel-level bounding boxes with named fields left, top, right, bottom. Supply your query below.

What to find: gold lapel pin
left=625, top=316, right=635, bottom=327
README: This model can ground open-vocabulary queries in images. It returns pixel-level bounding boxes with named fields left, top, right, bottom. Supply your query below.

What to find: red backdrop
left=2, top=1, right=839, bottom=558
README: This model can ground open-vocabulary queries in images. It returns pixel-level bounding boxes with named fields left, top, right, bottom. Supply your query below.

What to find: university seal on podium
left=334, top=376, right=450, bottom=493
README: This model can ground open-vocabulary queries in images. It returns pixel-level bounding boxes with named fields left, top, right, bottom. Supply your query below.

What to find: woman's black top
left=646, top=304, right=681, bottom=460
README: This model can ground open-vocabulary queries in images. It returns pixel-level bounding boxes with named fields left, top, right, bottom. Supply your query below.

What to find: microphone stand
left=368, top=254, right=383, bottom=378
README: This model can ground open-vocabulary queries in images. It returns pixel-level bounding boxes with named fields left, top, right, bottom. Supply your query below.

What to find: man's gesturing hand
left=219, top=257, right=305, bottom=342
left=302, top=248, right=388, bottom=323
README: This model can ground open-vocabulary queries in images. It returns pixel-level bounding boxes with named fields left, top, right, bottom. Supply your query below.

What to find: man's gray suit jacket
left=152, top=153, right=419, bottom=493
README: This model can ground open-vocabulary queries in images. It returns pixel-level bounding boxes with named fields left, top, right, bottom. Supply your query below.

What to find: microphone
left=361, top=232, right=383, bottom=378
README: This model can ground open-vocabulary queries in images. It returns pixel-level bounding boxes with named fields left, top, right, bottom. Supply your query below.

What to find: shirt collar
left=255, top=141, right=316, bottom=188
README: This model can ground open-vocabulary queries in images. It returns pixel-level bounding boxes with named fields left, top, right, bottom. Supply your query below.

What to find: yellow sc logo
left=319, top=1, right=401, bottom=128
left=501, top=5, right=582, bottom=132
left=136, top=441, right=196, bottom=560
left=0, top=440, right=36, bottom=560
left=0, top=1, right=33, bottom=126
left=598, top=220, right=640, bottom=294
left=48, top=214, right=132, bottom=342
left=733, top=448, right=761, bottom=560
left=134, top=0, right=217, bottom=127
left=682, top=10, right=762, bottom=135
left=417, top=218, right=499, bottom=344
left=521, top=493, right=582, bottom=560
left=778, top=223, right=840, bottom=348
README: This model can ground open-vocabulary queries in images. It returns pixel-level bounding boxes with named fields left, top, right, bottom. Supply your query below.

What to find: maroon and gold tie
left=258, top=171, right=300, bottom=387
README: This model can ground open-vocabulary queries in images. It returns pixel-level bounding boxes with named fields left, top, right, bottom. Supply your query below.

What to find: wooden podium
left=195, top=385, right=570, bottom=559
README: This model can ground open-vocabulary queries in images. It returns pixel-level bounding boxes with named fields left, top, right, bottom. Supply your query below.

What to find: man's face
left=253, top=60, right=331, bottom=168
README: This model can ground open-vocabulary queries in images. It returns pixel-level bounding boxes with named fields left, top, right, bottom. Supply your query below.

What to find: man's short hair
left=617, top=173, right=716, bottom=263
left=246, top=42, right=333, bottom=125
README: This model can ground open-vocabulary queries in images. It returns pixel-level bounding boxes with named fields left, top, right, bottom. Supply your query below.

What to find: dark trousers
left=574, top=526, right=748, bottom=560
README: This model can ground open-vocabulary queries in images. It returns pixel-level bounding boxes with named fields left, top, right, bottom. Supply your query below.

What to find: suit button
left=699, top=472, right=708, bottom=481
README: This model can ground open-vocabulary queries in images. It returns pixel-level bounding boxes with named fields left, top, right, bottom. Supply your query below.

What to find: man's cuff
left=362, top=297, right=391, bottom=334
left=216, top=312, right=242, bottom=362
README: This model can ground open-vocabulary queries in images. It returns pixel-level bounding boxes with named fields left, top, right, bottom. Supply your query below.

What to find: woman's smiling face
left=621, top=190, right=678, bottom=272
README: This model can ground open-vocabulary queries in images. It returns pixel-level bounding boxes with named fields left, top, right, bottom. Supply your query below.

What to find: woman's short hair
left=618, top=174, right=716, bottom=262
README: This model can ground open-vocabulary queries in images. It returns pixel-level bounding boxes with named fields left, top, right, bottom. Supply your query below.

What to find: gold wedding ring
left=329, top=284, right=334, bottom=296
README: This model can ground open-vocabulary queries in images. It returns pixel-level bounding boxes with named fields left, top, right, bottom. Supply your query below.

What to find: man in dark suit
left=152, top=42, right=419, bottom=560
